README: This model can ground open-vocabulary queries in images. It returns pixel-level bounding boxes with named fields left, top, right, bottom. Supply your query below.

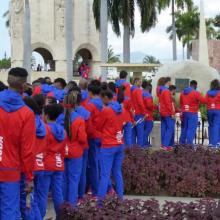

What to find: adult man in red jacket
left=0, top=68, right=36, bottom=220
left=180, top=80, right=206, bottom=145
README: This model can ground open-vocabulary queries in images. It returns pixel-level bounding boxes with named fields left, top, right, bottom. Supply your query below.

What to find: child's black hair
left=101, top=90, right=113, bottom=100
left=119, top=70, right=128, bottom=79
left=44, top=104, right=64, bottom=121
left=24, top=97, right=41, bottom=115
left=0, top=81, right=7, bottom=92
left=88, top=83, right=101, bottom=95
left=169, top=85, right=176, bottom=91
left=101, top=82, right=108, bottom=91
left=117, top=86, right=125, bottom=104
left=54, top=78, right=67, bottom=89
left=63, top=89, right=81, bottom=140
left=32, top=94, right=45, bottom=114
left=108, top=82, right=116, bottom=94
left=142, top=80, right=152, bottom=93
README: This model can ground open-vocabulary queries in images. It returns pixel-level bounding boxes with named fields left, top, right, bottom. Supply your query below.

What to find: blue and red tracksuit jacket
left=47, top=88, right=66, bottom=102
left=75, top=106, right=91, bottom=150
left=206, top=90, right=220, bottom=110
left=159, top=86, right=175, bottom=117
left=44, top=122, right=66, bottom=171
left=0, top=89, right=36, bottom=182
left=32, top=84, right=54, bottom=96
left=123, top=96, right=134, bottom=123
left=115, top=79, right=131, bottom=98
left=142, top=90, right=154, bottom=121
left=81, top=90, right=90, bottom=108
left=131, top=86, right=147, bottom=116
left=34, top=115, right=49, bottom=171
left=85, top=97, right=103, bottom=139
left=97, top=101, right=125, bottom=147
left=180, top=87, right=206, bottom=113
left=65, top=111, right=88, bottom=158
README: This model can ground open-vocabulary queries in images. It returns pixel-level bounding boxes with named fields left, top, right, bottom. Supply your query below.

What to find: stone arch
left=32, top=43, right=55, bottom=71
left=75, top=43, right=99, bottom=61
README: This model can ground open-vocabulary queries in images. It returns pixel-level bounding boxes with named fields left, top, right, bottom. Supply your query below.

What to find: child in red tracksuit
left=205, top=79, right=220, bottom=148
left=84, top=81, right=103, bottom=196
left=115, top=71, right=131, bottom=98
left=142, top=81, right=154, bottom=148
left=63, top=89, right=88, bottom=206
left=0, top=68, right=36, bottom=220
left=97, top=90, right=125, bottom=201
left=179, top=80, right=206, bottom=145
left=158, top=78, right=175, bottom=151
left=37, top=104, right=66, bottom=219
left=131, top=78, right=148, bottom=147
left=117, top=85, right=134, bottom=148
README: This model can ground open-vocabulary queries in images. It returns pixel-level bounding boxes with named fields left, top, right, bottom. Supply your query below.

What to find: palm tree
left=108, top=46, right=121, bottom=63
left=158, top=0, right=193, bottom=61
left=2, top=10, right=9, bottom=28
left=166, top=7, right=217, bottom=59
left=65, top=0, right=73, bottom=82
left=23, top=0, right=32, bottom=82
left=93, top=0, right=158, bottom=64
left=143, top=55, right=160, bottom=73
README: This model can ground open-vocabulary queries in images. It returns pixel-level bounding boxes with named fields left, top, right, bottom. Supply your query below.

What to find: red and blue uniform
left=81, top=90, right=90, bottom=108
left=179, top=87, right=206, bottom=145
left=0, top=89, right=36, bottom=220
left=115, top=79, right=131, bottom=98
left=131, top=86, right=147, bottom=147
left=206, top=90, right=220, bottom=147
left=143, top=90, right=154, bottom=148
left=37, top=122, right=66, bottom=219
left=159, top=86, right=175, bottom=148
left=96, top=101, right=125, bottom=200
left=63, top=111, right=87, bottom=206
left=47, top=88, right=66, bottom=103
left=85, top=98, right=103, bottom=196
left=75, top=106, right=91, bottom=199
left=123, top=97, right=134, bottom=148
left=32, top=84, right=54, bottom=96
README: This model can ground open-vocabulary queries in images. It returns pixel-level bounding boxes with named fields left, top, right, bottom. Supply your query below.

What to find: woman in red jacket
left=63, top=89, right=87, bottom=206
left=206, top=79, right=220, bottom=148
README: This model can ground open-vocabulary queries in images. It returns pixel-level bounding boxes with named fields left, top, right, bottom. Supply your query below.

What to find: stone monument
left=9, top=0, right=101, bottom=78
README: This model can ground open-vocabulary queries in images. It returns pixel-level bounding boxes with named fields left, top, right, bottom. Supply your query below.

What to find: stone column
left=199, top=0, right=209, bottom=66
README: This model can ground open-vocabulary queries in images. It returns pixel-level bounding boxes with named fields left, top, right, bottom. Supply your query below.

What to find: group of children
left=0, top=67, right=220, bottom=220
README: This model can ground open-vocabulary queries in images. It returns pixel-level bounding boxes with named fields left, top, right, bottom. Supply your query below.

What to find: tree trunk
left=123, top=25, right=130, bottom=63
left=23, top=0, right=32, bottom=83
left=187, top=42, right=190, bottom=59
left=100, top=0, right=108, bottom=82
left=172, top=0, right=177, bottom=61
left=123, top=25, right=130, bottom=81
left=65, top=0, right=73, bottom=82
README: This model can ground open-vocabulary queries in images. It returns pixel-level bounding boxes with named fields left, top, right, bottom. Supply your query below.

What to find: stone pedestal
left=150, top=121, right=161, bottom=149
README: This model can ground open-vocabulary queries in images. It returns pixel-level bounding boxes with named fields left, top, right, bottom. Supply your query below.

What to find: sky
left=0, top=0, right=220, bottom=62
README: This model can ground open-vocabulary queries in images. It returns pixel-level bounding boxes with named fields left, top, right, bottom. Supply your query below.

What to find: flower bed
left=59, top=197, right=220, bottom=220
left=123, top=146, right=220, bottom=197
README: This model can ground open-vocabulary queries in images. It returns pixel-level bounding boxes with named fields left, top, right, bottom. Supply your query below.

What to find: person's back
left=97, top=101, right=124, bottom=147
left=206, top=90, right=220, bottom=110
left=180, top=87, right=206, bottom=113
left=0, top=68, right=36, bottom=220
left=115, top=71, right=131, bottom=98
left=159, top=86, right=175, bottom=117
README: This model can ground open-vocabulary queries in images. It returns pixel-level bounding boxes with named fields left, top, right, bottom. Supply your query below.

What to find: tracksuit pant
left=63, top=157, right=83, bottom=206
left=87, top=138, right=101, bottom=196
left=208, top=110, right=220, bottom=147
left=20, top=173, right=42, bottom=220
left=161, top=116, right=175, bottom=147
left=179, top=112, right=198, bottom=145
left=124, top=122, right=133, bottom=148
left=143, top=120, right=153, bottom=148
left=37, top=171, right=63, bottom=218
left=78, top=150, right=88, bottom=199
left=133, top=115, right=145, bottom=147
left=0, top=181, right=20, bottom=220
left=97, top=145, right=124, bottom=200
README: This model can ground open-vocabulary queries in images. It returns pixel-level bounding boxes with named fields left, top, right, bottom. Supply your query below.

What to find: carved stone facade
left=10, top=0, right=101, bottom=77
left=192, top=40, right=220, bottom=74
